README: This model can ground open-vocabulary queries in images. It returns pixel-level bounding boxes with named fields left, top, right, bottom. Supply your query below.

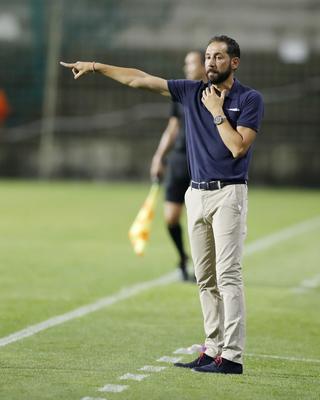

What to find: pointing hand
left=60, top=61, right=94, bottom=79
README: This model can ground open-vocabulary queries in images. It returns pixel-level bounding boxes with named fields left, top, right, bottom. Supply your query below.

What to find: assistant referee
left=150, top=51, right=206, bottom=281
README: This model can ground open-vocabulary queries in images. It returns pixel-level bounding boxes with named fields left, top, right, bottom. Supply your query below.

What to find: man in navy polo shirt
left=61, top=34, right=264, bottom=374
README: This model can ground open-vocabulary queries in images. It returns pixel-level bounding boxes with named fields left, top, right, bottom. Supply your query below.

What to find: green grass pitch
left=0, top=180, right=319, bottom=400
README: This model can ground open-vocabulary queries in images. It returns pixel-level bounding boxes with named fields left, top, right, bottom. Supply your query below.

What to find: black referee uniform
left=164, top=102, right=190, bottom=203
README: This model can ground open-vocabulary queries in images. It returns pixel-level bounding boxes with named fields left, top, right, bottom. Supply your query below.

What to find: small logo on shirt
left=227, top=108, right=240, bottom=112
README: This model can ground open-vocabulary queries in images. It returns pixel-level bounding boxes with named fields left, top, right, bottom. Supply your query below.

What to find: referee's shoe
left=178, top=256, right=196, bottom=282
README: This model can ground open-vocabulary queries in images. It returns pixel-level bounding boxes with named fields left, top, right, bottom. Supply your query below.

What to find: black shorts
left=164, top=152, right=190, bottom=204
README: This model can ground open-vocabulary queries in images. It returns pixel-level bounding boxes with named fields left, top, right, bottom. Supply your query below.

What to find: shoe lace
left=214, top=356, right=223, bottom=367
left=197, top=352, right=206, bottom=365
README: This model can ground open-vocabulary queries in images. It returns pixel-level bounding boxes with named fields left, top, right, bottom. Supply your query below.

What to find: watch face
left=214, top=115, right=224, bottom=125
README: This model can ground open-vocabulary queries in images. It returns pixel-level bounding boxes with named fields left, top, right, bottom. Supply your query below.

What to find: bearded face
left=207, top=62, right=232, bottom=84
left=205, top=41, right=238, bottom=85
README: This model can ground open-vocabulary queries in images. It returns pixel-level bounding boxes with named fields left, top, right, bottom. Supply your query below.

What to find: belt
left=191, top=180, right=247, bottom=190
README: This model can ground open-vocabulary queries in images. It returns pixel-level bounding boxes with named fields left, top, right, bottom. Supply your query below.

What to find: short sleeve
left=237, top=90, right=264, bottom=132
left=167, top=79, right=189, bottom=104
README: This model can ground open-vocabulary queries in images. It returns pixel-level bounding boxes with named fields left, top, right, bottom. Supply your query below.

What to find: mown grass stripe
left=0, top=215, right=319, bottom=349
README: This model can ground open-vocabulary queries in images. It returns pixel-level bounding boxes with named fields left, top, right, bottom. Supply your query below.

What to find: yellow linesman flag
left=129, top=182, right=160, bottom=256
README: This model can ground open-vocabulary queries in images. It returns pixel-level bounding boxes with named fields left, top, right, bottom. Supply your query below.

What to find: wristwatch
left=213, top=115, right=227, bottom=125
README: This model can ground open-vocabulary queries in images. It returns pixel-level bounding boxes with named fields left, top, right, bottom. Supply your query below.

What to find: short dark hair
left=207, top=35, right=240, bottom=58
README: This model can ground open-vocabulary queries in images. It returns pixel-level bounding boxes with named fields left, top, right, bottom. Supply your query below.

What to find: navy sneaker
left=193, top=356, right=243, bottom=374
left=174, top=353, right=214, bottom=369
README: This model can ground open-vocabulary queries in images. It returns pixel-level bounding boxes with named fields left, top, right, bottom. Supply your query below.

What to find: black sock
left=167, top=223, right=187, bottom=268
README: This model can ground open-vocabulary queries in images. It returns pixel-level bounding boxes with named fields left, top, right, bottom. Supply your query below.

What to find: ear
left=231, top=57, right=240, bottom=71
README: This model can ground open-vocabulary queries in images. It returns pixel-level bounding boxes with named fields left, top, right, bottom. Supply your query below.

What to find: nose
left=206, top=56, right=215, bottom=67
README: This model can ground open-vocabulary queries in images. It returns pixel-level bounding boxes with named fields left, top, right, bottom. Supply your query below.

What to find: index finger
left=60, top=61, right=75, bottom=68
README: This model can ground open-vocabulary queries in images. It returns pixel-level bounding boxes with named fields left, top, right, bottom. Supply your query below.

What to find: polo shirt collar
left=205, top=78, right=240, bottom=99
left=225, top=78, right=240, bottom=99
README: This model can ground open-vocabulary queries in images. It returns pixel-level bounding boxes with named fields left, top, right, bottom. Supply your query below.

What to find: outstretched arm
left=60, top=61, right=170, bottom=96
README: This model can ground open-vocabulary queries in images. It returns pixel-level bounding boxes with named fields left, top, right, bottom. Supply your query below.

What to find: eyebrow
left=205, top=51, right=224, bottom=57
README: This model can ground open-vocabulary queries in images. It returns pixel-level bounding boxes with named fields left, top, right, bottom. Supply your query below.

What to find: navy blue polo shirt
left=167, top=78, right=264, bottom=182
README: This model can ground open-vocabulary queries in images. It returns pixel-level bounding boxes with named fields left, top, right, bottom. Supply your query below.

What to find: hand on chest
left=200, top=92, right=241, bottom=128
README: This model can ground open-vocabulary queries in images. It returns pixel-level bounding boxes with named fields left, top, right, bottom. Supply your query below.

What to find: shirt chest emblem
left=226, top=107, right=240, bottom=112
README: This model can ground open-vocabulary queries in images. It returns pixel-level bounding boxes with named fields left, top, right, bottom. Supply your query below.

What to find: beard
left=207, top=64, right=232, bottom=84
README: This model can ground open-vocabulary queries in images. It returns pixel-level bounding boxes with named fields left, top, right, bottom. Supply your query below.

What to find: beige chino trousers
left=185, top=184, right=248, bottom=364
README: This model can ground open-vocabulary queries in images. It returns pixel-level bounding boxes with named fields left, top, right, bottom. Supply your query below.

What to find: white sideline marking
left=81, top=397, right=107, bottom=400
left=98, top=384, right=128, bottom=393
left=246, top=353, right=320, bottom=364
left=292, top=273, right=320, bottom=293
left=157, top=356, right=182, bottom=363
left=176, top=345, right=320, bottom=364
left=174, top=344, right=204, bottom=354
left=119, top=373, right=149, bottom=381
left=139, top=365, right=166, bottom=372
left=244, top=216, right=320, bottom=256
left=0, top=215, right=319, bottom=348
left=0, top=271, right=177, bottom=348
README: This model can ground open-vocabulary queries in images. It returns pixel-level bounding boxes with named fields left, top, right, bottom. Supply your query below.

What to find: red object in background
left=0, top=90, right=10, bottom=123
